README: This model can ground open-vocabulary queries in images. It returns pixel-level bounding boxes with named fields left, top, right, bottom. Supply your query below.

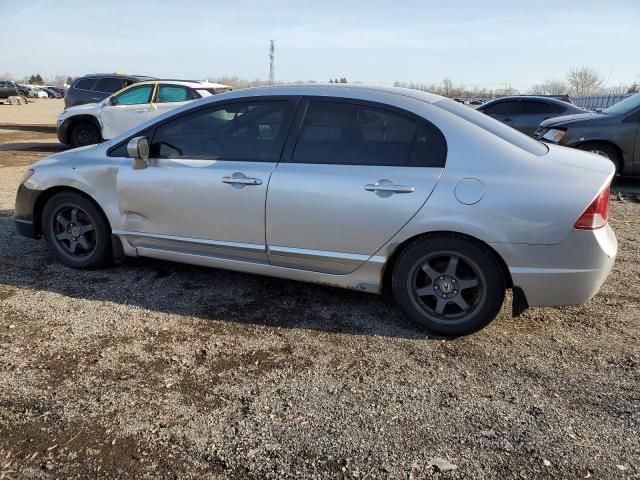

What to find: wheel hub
left=434, top=275, right=458, bottom=298
left=69, top=224, right=81, bottom=239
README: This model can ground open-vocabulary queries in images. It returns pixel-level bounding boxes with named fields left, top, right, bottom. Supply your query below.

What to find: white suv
left=57, top=80, right=232, bottom=147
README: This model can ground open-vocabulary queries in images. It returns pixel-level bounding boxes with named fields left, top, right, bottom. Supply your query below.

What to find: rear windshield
left=434, top=99, right=548, bottom=156
left=604, top=93, right=640, bottom=115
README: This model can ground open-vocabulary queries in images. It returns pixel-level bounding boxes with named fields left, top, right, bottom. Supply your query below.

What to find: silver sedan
left=13, top=85, right=617, bottom=335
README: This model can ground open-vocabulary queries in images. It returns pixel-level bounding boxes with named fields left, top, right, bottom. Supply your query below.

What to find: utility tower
left=269, top=40, right=275, bottom=85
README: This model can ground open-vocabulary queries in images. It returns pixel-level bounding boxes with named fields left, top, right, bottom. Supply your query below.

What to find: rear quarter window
left=93, top=77, right=126, bottom=93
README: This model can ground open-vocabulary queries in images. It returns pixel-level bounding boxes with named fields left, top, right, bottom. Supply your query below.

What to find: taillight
left=574, top=187, right=610, bottom=230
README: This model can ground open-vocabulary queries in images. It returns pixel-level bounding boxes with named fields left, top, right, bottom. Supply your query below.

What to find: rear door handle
left=135, top=108, right=147, bottom=113
left=364, top=183, right=414, bottom=193
left=222, top=176, right=262, bottom=186
left=503, top=117, right=513, bottom=122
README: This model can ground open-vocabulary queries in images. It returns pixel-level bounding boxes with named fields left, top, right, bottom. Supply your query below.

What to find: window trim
left=280, top=96, right=447, bottom=168
left=107, top=95, right=302, bottom=160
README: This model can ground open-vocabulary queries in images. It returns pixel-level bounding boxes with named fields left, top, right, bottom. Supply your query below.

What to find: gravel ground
left=0, top=118, right=639, bottom=479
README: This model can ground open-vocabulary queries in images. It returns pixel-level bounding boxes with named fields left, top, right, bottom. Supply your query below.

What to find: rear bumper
left=492, top=226, right=617, bottom=307
left=13, top=184, right=43, bottom=239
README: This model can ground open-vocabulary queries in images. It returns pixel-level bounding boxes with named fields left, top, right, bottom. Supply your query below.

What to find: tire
left=70, top=122, right=100, bottom=148
left=392, top=234, right=506, bottom=336
left=577, top=142, right=621, bottom=174
left=41, top=192, right=111, bottom=269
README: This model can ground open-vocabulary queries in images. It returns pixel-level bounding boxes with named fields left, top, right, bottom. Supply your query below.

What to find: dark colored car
left=477, top=96, right=585, bottom=136
left=0, top=80, right=29, bottom=99
left=535, top=93, right=640, bottom=175
left=40, top=87, right=62, bottom=99
left=64, top=74, right=155, bottom=108
left=49, top=87, right=65, bottom=98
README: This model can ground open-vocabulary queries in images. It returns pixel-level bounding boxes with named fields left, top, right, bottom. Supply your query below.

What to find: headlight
left=20, top=169, right=35, bottom=185
left=542, top=128, right=566, bottom=142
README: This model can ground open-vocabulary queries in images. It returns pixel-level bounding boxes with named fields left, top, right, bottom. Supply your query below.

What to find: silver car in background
left=13, top=85, right=617, bottom=335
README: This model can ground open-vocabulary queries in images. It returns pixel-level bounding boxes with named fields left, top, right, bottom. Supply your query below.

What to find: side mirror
left=127, top=136, right=150, bottom=170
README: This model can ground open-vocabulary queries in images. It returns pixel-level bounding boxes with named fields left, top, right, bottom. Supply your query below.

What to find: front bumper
left=13, top=184, right=43, bottom=239
left=492, top=226, right=617, bottom=307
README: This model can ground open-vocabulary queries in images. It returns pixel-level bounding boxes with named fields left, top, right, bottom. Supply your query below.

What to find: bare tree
left=530, top=79, right=568, bottom=95
left=442, top=78, right=453, bottom=97
left=566, top=66, right=603, bottom=96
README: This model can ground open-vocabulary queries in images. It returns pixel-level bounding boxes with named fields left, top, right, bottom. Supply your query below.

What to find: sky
left=1, top=0, right=639, bottom=91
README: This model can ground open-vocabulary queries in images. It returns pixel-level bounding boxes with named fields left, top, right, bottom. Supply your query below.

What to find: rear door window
left=291, top=100, right=446, bottom=167
left=482, top=101, right=520, bottom=115
left=156, top=84, right=192, bottom=103
left=94, top=77, right=126, bottom=93
left=519, top=101, right=563, bottom=114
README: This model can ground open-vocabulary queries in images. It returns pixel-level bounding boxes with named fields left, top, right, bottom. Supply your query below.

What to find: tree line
left=530, top=66, right=638, bottom=96
left=395, top=66, right=639, bottom=99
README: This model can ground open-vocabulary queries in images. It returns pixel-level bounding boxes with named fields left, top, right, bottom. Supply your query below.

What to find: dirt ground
left=0, top=101, right=638, bottom=479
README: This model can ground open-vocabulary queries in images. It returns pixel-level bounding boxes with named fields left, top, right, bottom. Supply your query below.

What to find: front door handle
left=364, top=183, right=415, bottom=194
left=135, top=108, right=147, bottom=113
left=222, top=175, right=262, bottom=186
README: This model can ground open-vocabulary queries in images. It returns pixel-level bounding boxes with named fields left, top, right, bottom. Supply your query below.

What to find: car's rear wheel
left=577, top=142, right=621, bottom=174
left=392, top=234, right=506, bottom=336
left=42, top=192, right=111, bottom=269
left=70, top=122, right=100, bottom=148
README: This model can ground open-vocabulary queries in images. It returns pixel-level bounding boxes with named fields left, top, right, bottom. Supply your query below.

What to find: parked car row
left=58, top=79, right=233, bottom=147
left=16, top=85, right=617, bottom=336
left=477, top=96, right=585, bottom=136
left=475, top=93, right=640, bottom=175
left=64, top=73, right=156, bottom=108
left=0, top=81, right=67, bottom=100
left=0, top=80, right=29, bottom=99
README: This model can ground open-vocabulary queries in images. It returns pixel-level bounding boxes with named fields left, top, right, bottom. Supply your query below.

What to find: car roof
left=76, top=74, right=156, bottom=81
left=195, top=84, right=443, bottom=104
left=132, top=80, right=233, bottom=89
left=484, top=95, right=570, bottom=105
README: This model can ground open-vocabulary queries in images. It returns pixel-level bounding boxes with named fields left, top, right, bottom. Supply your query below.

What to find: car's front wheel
left=577, top=142, right=621, bottom=173
left=392, top=234, right=506, bottom=336
left=70, top=122, right=101, bottom=148
left=41, top=192, right=111, bottom=269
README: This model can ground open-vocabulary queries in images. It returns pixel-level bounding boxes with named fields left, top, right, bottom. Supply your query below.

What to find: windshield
left=604, top=93, right=640, bottom=115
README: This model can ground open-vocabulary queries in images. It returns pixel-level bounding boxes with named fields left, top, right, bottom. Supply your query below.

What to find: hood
left=540, top=111, right=603, bottom=128
left=31, top=143, right=101, bottom=168
left=59, top=101, right=102, bottom=118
